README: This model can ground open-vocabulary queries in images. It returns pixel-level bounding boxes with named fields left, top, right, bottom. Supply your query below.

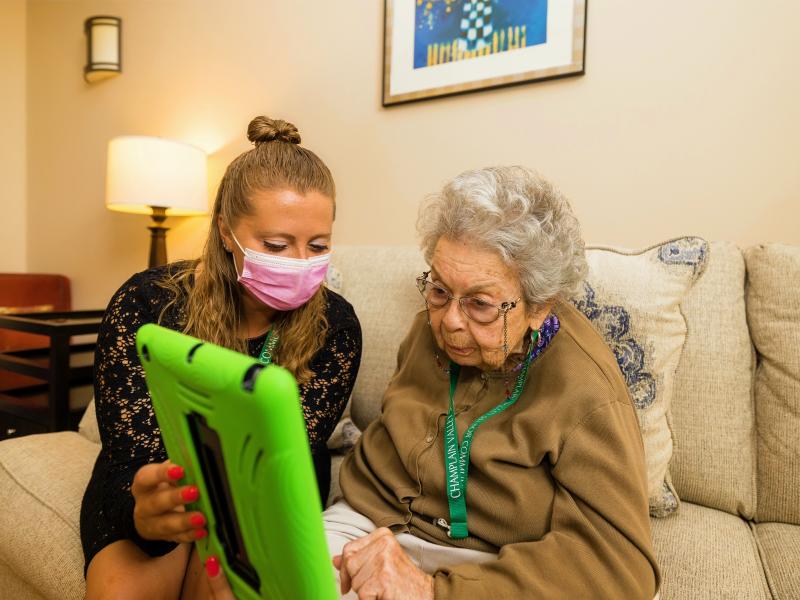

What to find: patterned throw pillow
left=571, top=237, right=709, bottom=517
left=324, top=265, right=344, bottom=295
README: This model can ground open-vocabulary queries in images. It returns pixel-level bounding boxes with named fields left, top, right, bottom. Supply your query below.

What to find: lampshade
left=105, top=136, right=208, bottom=216
left=84, top=16, right=122, bottom=83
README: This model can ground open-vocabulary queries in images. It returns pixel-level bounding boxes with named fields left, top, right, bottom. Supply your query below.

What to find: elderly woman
left=324, top=166, right=661, bottom=599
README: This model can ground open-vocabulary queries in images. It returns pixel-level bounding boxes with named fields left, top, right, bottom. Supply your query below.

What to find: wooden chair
left=0, top=274, right=71, bottom=391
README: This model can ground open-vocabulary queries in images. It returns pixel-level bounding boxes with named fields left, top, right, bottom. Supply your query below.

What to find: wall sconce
left=105, top=136, right=208, bottom=267
left=84, top=16, right=122, bottom=83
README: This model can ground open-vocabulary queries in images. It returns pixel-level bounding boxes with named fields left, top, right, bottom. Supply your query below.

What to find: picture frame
left=382, top=0, right=587, bottom=106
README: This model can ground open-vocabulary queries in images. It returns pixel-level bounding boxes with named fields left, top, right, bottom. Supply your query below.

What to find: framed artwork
left=383, top=0, right=587, bottom=106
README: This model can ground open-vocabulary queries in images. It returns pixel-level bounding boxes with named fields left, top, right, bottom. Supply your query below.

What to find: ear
left=526, top=301, right=553, bottom=332
left=217, top=215, right=233, bottom=252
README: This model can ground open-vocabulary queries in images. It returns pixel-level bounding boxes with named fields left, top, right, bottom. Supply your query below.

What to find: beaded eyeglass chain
left=433, top=308, right=540, bottom=399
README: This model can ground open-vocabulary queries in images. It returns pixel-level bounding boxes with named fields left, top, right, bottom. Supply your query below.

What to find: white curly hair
left=417, top=166, right=587, bottom=306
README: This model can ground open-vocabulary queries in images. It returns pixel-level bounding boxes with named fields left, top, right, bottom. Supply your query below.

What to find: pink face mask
left=231, top=234, right=331, bottom=311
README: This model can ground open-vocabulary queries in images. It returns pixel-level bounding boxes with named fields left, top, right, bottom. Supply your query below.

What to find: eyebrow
left=429, top=267, right=499, bottom=295
left=254, top=232, right=331, bottom=241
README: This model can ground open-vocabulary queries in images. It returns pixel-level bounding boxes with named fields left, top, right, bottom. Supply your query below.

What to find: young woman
left=81, top=116, right=362, bottom=599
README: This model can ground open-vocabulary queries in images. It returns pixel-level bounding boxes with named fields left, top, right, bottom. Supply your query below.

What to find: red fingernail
left=167, top=466, right=185, bottom=480
left=206, top=556, right=220, bottom=578
left=190, top=514, right=206, bottom=528
left=194, top=528, right=208, bottom=539
left=182, top=486, right=199, bottom=502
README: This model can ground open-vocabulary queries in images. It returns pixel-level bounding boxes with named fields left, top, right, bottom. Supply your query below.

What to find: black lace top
left=80, top=263, right=361, bottom=572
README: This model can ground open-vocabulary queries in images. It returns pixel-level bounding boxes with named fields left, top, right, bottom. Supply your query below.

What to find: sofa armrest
left=0, top=431, right=99, bottom=600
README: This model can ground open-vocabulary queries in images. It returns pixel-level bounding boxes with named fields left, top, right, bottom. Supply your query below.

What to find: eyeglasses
left=416, top=271, right=519, bottom=325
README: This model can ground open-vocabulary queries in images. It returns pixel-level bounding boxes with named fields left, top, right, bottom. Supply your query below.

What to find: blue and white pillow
left=571, top=236, right=709, bottom=517
left=324, top=265, right=344, bottom=295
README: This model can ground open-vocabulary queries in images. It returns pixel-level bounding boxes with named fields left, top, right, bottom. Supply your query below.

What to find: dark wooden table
left=0, top=310, right=104, bottom=439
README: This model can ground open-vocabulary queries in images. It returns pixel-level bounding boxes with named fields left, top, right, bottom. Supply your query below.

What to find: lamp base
left=148, top=206, right=169, bottom=268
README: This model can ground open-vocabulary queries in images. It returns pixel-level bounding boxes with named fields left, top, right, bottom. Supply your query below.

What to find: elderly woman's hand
left=333, top=528, right=434, bottom=600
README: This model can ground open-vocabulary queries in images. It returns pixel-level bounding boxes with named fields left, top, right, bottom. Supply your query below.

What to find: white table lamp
left=106, top=136, right=208, bottom=267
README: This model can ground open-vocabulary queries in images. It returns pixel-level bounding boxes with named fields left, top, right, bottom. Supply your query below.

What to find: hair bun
left=247, top=116, right=301, bottom=145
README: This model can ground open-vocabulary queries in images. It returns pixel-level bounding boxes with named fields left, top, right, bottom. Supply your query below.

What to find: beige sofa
left=0, top=242, right=798, bottom=600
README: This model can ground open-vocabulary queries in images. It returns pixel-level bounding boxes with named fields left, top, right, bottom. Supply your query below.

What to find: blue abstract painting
left=414, top=0, right=548, bottom=69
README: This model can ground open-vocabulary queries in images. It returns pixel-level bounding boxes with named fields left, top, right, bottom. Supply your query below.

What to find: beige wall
left=25, top=0, right=800, bottom=309
left=1, top=0, right=27, bottom=272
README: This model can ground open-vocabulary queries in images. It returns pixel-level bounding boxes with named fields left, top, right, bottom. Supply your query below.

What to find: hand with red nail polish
left=205, top=556, right=236, bottom=599
left=189, top=513, right=206, bottom=528
left=167, top=465, right=184, bottom=481
left=182, top=485, right=199, bottom=502
left=206, top=556, right=220, bottom=578
left=131, top=461, right=208, bottom=544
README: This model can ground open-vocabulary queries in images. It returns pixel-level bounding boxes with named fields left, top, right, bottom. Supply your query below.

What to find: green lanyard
left=258, top=330, right=278, bottom=365
left=442, top=330, right=538, bottom=539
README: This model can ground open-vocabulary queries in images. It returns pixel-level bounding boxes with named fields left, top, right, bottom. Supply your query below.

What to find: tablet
left=136, top=323, right=338, bottom=600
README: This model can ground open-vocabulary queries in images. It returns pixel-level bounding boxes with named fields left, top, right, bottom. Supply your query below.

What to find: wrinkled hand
left=205, top=556, right=237, bottom=599
left=333, top=527, right=434, bottom=600
left=131, top=461, right=208, bottom=543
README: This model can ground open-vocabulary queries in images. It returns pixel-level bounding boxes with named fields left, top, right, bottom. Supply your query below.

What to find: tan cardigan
left=339, top=301, right=661, bottom=599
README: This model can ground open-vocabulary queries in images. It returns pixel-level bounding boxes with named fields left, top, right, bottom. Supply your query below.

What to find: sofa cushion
left=650, top=502, right=771, bottom=599
left=573, top=237, right=709, bottom=517
left=669, top=241, right=757, bottom=518
left=754, top=522, right=800, bottom=600
left=332, top=245, right=428, bottom=430
left=745, top=243, right=800, bottom=525
left=78, top=399, right=101, bottom=445
left=328, top=452, right=346, bottom=508
left=0, top=431, right=99, bottom=600
left=0, top=559, right=45, bottom=600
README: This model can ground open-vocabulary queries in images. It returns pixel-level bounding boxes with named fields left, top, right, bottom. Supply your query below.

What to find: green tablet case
left=136, top=323, right=338, bottom=600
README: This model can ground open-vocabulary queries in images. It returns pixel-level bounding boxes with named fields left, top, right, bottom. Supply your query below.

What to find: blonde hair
left=159, top=116, right=336, bottom=384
